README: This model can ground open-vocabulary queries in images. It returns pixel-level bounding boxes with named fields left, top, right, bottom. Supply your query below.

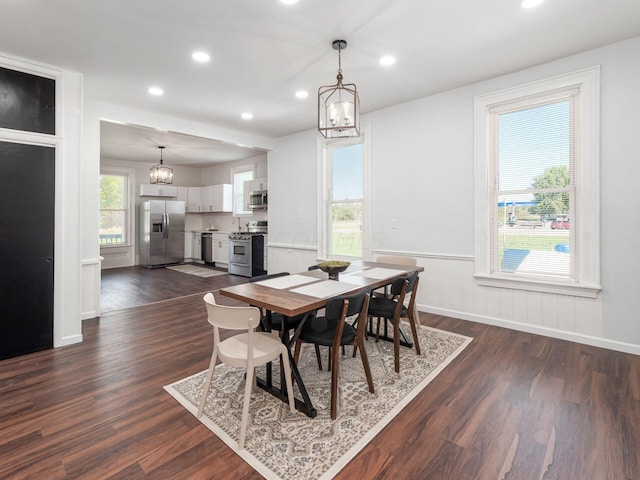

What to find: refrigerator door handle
left=164, top=212, right=169, bottom=239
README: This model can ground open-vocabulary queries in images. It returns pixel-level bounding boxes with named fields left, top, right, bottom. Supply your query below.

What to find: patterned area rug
left=164, top=323, right=472, bottom=480
left=166, top=264, right=228, bottom=278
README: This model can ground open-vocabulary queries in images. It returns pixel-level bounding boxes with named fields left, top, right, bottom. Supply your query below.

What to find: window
left=474, top=67, right=601, bottom=297
left=99, top=173, right=129, bottom=246
left=231, top=165, right=254, bottom=216
left=319, top=124, right=370, bottom=260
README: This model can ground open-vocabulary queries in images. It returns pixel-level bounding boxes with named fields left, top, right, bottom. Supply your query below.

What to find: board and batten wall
left=267, top=35, right=640, bottom=355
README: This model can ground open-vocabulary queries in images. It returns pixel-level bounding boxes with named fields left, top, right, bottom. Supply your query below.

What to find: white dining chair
left=197, top=292, right=295, bottom=450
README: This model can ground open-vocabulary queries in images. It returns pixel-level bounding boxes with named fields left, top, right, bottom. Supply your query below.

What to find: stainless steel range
left=228, top=221, right=267, bottom=278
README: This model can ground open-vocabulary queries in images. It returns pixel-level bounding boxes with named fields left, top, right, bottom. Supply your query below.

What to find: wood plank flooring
left=1, top=268, right=639, bottom=479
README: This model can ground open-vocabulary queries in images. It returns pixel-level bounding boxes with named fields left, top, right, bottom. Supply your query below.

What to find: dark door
left=0, top=141, right=55, bottom=360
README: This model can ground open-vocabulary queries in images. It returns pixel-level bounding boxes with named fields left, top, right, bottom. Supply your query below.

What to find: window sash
left=473, top=67, right=601, bottom=298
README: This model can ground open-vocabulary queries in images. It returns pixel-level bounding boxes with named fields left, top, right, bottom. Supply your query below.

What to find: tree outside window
left=100, top=174, right=127, bottom=245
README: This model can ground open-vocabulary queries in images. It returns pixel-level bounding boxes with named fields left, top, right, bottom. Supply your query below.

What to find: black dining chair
left=367, top=271, right=421, bottom=373
left=293, top=289, right=374, bottom=419
left=249, top=272, right=311, bottom=337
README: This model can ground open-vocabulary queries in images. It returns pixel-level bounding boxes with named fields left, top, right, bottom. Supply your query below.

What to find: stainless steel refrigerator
left=139, top=200, right=185, bottom=267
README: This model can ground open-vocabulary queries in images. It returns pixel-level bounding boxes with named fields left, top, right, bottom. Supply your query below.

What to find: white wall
left=267, top=36, right=640, bottom=354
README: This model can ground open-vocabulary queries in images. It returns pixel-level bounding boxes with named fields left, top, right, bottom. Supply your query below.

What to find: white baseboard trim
left=56, top=333, right=83, bottom=347
left=418, top=304, right=640, bottom=356
left=81, top=310, right=99, bottom=320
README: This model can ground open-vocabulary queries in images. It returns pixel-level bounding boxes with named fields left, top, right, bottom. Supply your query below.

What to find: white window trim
left=317, top=123, right=371, bottom=261
left=230, top=163, right=255, bottom=216
left=99, top=166, right=135, bottom=249
left=473, top=67, right=601, bottom=298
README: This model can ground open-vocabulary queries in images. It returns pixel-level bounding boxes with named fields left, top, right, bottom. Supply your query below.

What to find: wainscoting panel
left=267, top=247, right=631, bottom=353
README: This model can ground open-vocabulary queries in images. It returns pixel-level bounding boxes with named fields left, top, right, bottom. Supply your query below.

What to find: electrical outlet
left=391, top=218, right=398, bottom=229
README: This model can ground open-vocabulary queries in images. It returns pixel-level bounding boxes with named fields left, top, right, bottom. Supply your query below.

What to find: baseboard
left=81, top=310, right=99, bottom=320
left=56, top=333, right=83, bottom=347
left=418, top=304, right=640, bottom=356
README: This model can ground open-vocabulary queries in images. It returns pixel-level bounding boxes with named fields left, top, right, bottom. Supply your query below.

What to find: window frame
left=231, top=164, right=255, bottom=217
left=473, top=67, right=601, bottom=298
left=99, top=167, right=135, bottom=248
left=317, top=124, right=371, bottom=261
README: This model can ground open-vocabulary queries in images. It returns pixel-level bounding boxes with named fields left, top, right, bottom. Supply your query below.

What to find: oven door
left=229, top=238, right=250, bottom=265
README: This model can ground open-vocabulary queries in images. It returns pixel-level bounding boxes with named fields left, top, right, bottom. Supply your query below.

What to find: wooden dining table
left=219, top=260, right=424, bottom=418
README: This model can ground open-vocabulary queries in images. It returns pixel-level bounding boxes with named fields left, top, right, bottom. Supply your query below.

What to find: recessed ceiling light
left=295, top=90, right=309, bottom=99
left=380, top=55, right=396, bottom=66
left=521, top=0, right=544, bottom=8
left=192, top=51, right=210, bottom=63
left=148, top=86, right=164, bottom=96
left=280, top=0, right=298, bottom=4
left=241, top=112, right=253, bottom=120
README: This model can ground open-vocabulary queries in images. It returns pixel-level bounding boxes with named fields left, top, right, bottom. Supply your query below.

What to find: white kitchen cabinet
left=184, top=232, right=192, bottom=260
left=187, top=187, right=202, bottom=213
left=192, top=232, right=202, bottom=261
left=176, top=186, right=188, bottom=203
left=139, top=184, right=178, bottom=197
left=251, top=178, right=268, bottom=192
left=212, top=233, right=229, bottom=266
left=201, top=184, right=232, bottom=212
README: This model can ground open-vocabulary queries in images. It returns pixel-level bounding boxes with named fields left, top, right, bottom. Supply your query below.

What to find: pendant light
left=318, top=39, right=360, bottom=138
left=149, top=146, right=173, bottom=184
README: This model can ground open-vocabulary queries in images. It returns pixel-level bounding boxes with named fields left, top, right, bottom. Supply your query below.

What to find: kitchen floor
left=100, top=264, right=248, bottom=313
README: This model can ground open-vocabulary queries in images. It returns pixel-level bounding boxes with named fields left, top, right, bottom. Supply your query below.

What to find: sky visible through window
left=498, top=100, right=571, bottom=201
left=332, top=143, right=363, bottom=200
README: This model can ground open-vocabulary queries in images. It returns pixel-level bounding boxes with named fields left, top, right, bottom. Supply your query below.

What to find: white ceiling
left=2, top=0, right=640, bottom=164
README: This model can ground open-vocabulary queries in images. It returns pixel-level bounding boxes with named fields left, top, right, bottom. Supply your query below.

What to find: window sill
left=474, top=273, right=601, bottom=298
left=100, top=244, right=132, bottom=250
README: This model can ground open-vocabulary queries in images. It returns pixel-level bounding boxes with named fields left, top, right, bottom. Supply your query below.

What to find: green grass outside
left=332, top=220, right=362, bottom=257
left=498, top=234, right=569, bottom=251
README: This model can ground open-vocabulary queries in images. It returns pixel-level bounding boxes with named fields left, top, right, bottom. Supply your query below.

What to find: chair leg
left=280, top=347, right=296, bottom=414
left=197, top=350, right=218, bottom=418
left=293, top=339, right=301, bottom=363
left=357, top=339, right=375, bottom=393
left=407, top=309, right=421, bottom=356
left=315, top=344, right=323, bottom=370
left=330, top=344, right=340, bottom=420
left=393, top=317, right=400, bottom=373
left=238, top=364, right=254, bottom=450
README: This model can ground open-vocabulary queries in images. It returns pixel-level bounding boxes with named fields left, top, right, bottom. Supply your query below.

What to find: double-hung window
left=99, top=172, right=130, bottom=246
left=474, top=67, right=601, bottom=297
left=319, top=124, right=371, bottom=260
left=231, top=165, right=254, bottom=216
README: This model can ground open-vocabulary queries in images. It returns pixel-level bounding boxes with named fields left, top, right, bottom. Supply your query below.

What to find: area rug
left=164, top=323, right=472, bottom=480
left=166, top=264, right=228, bottom=278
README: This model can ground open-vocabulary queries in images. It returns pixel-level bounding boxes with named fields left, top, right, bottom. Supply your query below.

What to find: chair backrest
left=390, top=271, right=419, bottom=296
left=307, top=265, right=320, bottom=271
left=203, top=292, right=262, bottom=331
left=249, top=272, right=290, bottom=283
left=325, top=289, right=369, bottom=321
left=376, top=255, right=417, bottom=267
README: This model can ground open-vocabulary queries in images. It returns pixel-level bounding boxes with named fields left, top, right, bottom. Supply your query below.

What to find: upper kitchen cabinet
left=139, top=184, right=178, bottom=197
left=202, top=184, right=232, bottom=213
left=251, top=178, right=268, bottom=192
left=187, top=186, right=202, bottom=213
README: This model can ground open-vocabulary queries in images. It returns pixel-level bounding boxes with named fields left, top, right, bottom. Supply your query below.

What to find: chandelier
left=318, top=39, right=360, bottom=138
left=149, top=146, right=173, bottom=184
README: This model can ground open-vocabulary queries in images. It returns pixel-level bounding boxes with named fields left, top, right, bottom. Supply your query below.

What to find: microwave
left=249, top=190, right=267, bottom=209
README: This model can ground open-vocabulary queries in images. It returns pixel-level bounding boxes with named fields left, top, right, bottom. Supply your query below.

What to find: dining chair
left=367, top=272, right=421, bottom=373
left=293, top=290, right=374, bottom=420
left=249, top=272, right=313, bottom=339
left=197, top=293, right=295, bottom=450
left=375, top=255, right=421, bottom=328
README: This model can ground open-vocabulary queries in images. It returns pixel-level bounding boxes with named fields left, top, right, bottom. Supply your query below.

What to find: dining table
left=219, top=259, right=424, bottom=418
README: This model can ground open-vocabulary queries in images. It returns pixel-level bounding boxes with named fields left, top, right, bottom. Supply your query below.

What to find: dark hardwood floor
left=1, top=268, right=639, bottom=479
left=100, top=264, right=247, bottom=313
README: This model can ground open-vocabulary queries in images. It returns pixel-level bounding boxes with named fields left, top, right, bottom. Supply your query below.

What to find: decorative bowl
left=317, top=261, right=351, bottom=280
